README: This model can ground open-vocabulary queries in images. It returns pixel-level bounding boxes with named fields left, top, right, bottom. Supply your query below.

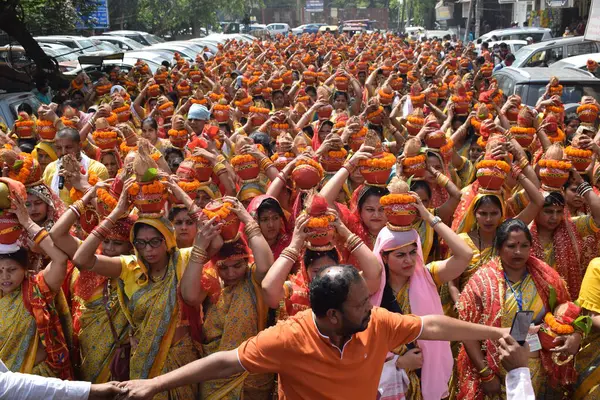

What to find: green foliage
left=549, top=285, right=557, bottom=311
left=573, top=315, right=593, bottom=336
left=19, top=0, right=98, bottom=34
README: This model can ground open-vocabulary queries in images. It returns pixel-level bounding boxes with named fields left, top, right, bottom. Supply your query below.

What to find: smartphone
left=510, top=311, right=534, bottom=345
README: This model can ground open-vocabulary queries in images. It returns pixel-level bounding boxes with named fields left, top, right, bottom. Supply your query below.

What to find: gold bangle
left=260, top=157, right=274, bottom=171
left=436, top=174, right=450, bottom=187
left=478, top=365, right=490, bottom=375
left=280, top=247, right=300, bottom=263
left=73, top=199, right=86, bottom=215
left=244, top=222, right=262, bottom=240
left=519, top=157, right=529, bottom=170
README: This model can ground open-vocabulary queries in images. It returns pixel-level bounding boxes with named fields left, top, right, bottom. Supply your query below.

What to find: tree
left=17, top=0, right=98, bottom=35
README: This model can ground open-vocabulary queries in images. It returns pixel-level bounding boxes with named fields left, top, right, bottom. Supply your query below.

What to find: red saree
left=457, top=256, right=575, bottom=399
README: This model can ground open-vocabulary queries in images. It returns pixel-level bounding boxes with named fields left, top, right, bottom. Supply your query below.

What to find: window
left=567, top=42, right=596, bottom=57
left=58, top=40, right=77, bottom=49
left=547, top=46, right=563, bottom=65
left=525, top=50, right=546, bottom=67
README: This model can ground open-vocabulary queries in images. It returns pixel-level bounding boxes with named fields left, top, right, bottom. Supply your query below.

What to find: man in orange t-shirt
left=120, top=265, right=511, bottom=400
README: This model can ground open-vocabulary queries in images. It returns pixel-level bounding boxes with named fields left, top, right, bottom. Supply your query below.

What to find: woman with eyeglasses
left=71, top=176, right=201, bottom=399
left=49, top=180, right=135, bottom=383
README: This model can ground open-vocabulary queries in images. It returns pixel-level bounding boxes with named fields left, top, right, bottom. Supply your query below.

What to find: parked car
left=0, top=91, right=41, bottom=128
left=423, top=30, right=453, bottom=39
left=65, top=56, right=163, bottom=79
left=102, top=30, right=164, bottom=46
left=146, top=44, right=197, bottom=60
left=550, top=53, right=600, bottom=75
left=478, top=27, right=552, bottom=43
left=35, top=35, right=111, bottom=56
left=493, top=67, right=600, bottom=109
left=91, top=40, right=120, bottom=53
left=89, top=35, right=145, bottom=51
left=126, top=50, right=172, bottom=66
left=266, top=23, right=291, bottom=37
left=477, top=40, right=527, bottom=56
left=512, top=36, right=600, bottom=68
left=291, top=24, right=322, bottom=35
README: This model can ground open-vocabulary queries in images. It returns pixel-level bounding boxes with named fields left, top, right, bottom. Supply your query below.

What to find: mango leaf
left=407, top=175, right=414, bottom=188
left=141, top=168, right=158, bottom=183
left=573, top=315, right=593, bottom=336
left=13, top=160, right=23, bottom=170
left=549, top=285, right=557, bottom=312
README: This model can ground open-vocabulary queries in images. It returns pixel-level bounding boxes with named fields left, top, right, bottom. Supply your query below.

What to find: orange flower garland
left=359, top=152, right=396, bottom=168
left=440, top=138, right=454, bottom=155
left=105, top=113, right=118, bottom=126
left=307, top=214, right=335, bottom=228
left=510, top=126, right=536, bottom=135
left=547, top=105, right=564, bottom=114
left=96, top=84, right=112, bottom=96
left=565, top=146, right=593, bottom=158
left=538, top=159, right=572, bottom=170
left=271, top=152, right=295, bottom=161
left=249, top=106, right=270, bottom=114
left=577, top=103, right=599, bottom=114
left=328, top=148, right=348, bottom=158
left=178, top=179, right=201, bottom=193
left=158, top=101, right=174, bottom=111
left=128, top=179, right=166, bottom=197
left=231, top=154, right=256, bottom=166
left=548, top=128, right=565, bottom=144
left=93, top=130, right=118, bottom=140
left=8, top=153, right=33, bottom=183
left=70, top=172, right=99, bottom=201
left=71, top=80, right=84, bottom=91
left=549, top=85, right=563, bottom=96
left=272, top=123, right=289, bottom=130
left=15, top=119, right=35, bottom=134
left=234, top=97, right=253, bottom=108
left=403, top=154, right=426, bottom=166
left=202, top=201, right=233, bottom=221
left=367, top=106, right=384, bottom=120
left=97, top=188, right=117, bottom=212
left=380, top=193, right=416, bottom=205
left=168, top=129, right=188, bottom=138
left=544, top=312, right=574, bottom=334
left=213, top=104, right=229, bottom=111
left=407, top=115, right=425, bottom=125
left=475, top=160, right=511, bottom=173
left=191, top=98, right=208, bottom=105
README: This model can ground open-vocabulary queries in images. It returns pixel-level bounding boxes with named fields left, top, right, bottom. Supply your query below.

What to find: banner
left=76, top=0, right=109, bottom=29
left=305, top=0, right=324, bottom=12
left=585, top=0, right=600, bottom=41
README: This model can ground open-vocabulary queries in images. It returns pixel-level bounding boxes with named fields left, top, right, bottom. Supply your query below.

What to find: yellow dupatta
left=117, top=217, right=191, bottom=380
left=201, top=264, right=271, bottom=399
left=412, top=218, right=434, bottom=263
left=575, top=258, right=600, bottom=399
left=0, top=288, right=37, bottom=373
left=32, top=142, right=58, bottom=164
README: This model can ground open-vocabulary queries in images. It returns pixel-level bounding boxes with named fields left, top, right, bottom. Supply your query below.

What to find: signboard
left=436, top=5, right=453, bottom=20
left=76, top=0, right=109, bottom=29
left=305, top=0, right=324, bottom=12
left=586, top=0, right=600, bottom=41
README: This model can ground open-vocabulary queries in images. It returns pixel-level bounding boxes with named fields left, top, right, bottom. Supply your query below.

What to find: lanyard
left=504, top=272, right=528, bottom=312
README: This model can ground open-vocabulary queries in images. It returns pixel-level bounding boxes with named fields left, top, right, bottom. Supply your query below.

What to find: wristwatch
left=430, top=216, right=442, bottom=228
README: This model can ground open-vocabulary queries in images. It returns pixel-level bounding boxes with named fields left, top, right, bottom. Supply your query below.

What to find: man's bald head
left=309, top=265, right=363, bottom=318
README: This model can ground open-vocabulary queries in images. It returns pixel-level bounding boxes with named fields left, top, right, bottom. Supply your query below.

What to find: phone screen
left=510, top=311, right=533, bottom=345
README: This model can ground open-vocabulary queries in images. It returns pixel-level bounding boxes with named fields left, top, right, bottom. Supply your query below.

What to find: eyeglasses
left=133, top=237, right=164, bottom=250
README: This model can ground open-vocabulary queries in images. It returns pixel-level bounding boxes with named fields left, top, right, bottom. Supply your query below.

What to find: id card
left=526, top=324, right=542, bottom=352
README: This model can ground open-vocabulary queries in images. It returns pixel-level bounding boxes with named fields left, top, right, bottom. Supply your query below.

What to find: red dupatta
left=530, top=215, right=583, bottom=300
left=22, top=273, right=74, bottom=380
left=456, top=256, right=575, bottom=400
left=244, top=195, right=292, bottom=259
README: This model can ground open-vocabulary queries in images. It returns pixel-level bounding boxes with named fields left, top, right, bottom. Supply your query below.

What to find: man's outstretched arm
left=120, top=350, right=244, bottom=400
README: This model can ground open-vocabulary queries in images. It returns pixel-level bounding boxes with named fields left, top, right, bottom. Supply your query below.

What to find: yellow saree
left=457, top=233, right=493, bottom=291
left=72, top=270, right=128, bottom=383
left=575, top=258, right=600, bottom=400
left=0, top=288, right=38, bottom=374
left=117, top=217, right=199, bottom=399
left=201, top=265, right=273, bottom=400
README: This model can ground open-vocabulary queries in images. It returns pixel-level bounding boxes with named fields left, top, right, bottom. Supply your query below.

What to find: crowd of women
left=1, top=31, right=600, bottom=399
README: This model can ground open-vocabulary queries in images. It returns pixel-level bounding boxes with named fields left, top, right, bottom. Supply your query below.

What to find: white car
left=478, top=27, right=552, bottom=43
left=266, top=23, right=290, bottom=37
left=102, top=30, right=164, bottom=46
left=35, top=35, right=111, bottom=56
left=550, top=53, right=600, bottom=72
left=90, top=35, right=145, bottom=51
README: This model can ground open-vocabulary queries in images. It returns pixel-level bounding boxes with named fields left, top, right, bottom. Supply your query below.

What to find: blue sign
left=305, top=0, right=324, bottom=12
left=76, top=0, right=109, bottom=29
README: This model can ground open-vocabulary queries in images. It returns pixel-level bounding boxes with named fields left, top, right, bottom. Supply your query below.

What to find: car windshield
left=513, top=47, right=535, bottom=66
left=522, top=82, right=600, bottom=106
left=44, top=48, right=77, bottom=62
left=144, top=34, right=161, bottom=44
left=79, top=39, right=99, bottom=53
left=123, top=38, right=144, bottom=49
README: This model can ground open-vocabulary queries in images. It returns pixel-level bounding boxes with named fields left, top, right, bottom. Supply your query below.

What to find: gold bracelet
left=244, top=222, right=262, bottom=240
left=436, top=174, right=450, bottom=187
left=260, top=157, right=274, bottom=171
left=519, top=157, right=529, bottom=170
left=73, top=199, right=86, bottom=215
left=478, top=365, right=490, bottom=376
left=280, top=247, right=300, bottom=263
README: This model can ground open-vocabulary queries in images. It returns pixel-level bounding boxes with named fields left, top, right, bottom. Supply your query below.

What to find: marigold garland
left=191, top=98, right=208, bottom=105
left=113, top=105, right=130, bottom=114
left=380, top=193, right=416, bottom=205
left=128, top=179, right=166, bottom=196
left=209, top=93, right=224, bottom=101
left=565, top=146, right=593, bottom=158
left=234, top=97, right=253, bottom=107
left=8, top=153, right=33, bottom=183
left=547, top=105, right=564, bottom=114
left=477, top=136, right=488, bottom=148
left=407, top=116, right=425, bottom=125
left=158, top=101, right=174, bottom=111
left=544, top=312, right=574, bottom=334
left=307, top=214, right=335, bottom=228
left=367, top=107, right=384, bottom=120
left=328, top=148, right=348, bottom=158
left=97, top=188, right=117, bottom=211
left=538, top=159, right=572, bottom=170
left=178, top=179, right=201, bottom=193
left=105, top=113, right=118, bottom=126
left=476, top=160, right=511, bottom=173
left=168, top=129, right=188, bottom=138
left=213, top=104, right=230, bottom=111
left=359, top=152, right=396, bottom=168
left=547, top=128, right=565, bottom=144
left=61, top=117, right=77, bottom=128
left=403, top=154, right=426, bottom=166
left=271, top=152, right=295, bottom=161
left=440, top=138, right=454, bottom=154
left=70, top=172, right=99, bottom=201
left=71, top=80, right=84, bottom=91
left=272, top=123, right=289, bottom=130
left=15, top=120, right=35, bottom=130
left=549, top=85, right=563, bottom=95
left=231, top=154, right=257, bottom=166
left=120, top=142, right=137, bottom=154
left=202, top=201, right=233, bottom=221
left=510, top=126, right=536, bottom=135
left=577, top=103, right=599, bottom=114
left=93, top=130, right=118, bottom=140
left=249, top=106, right=270, bottom=114
left=95, top=84, right=112, bottom=95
